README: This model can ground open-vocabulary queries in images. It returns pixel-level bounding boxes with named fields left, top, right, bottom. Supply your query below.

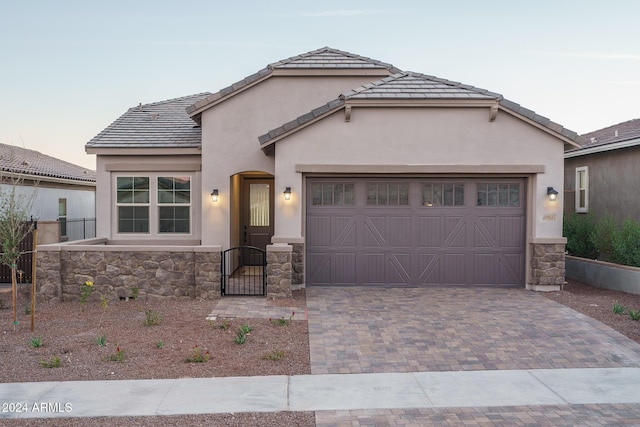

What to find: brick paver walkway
left=306, top=287, right=640, bottom=374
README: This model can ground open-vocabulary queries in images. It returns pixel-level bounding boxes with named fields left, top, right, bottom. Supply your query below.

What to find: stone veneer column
left=194, top=247, right=222, bottom=299
left=528, top=239, right=566, bottom=291
left=266, top=244, right=292, bottom=299
left=35, top=247, right=62, bottom=303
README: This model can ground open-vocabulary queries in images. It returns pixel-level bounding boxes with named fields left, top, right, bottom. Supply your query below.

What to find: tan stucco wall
left=95, top=154, right=202, bottom=241
left=273, top=106, right=565, bottom=241
left=200, top=75, right=394, bottom=246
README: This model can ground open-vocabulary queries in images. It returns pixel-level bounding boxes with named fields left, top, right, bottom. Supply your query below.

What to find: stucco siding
left=200, top=75, right=393, bottom=246
left=564, top=146, right=640, bottom=224
left=274, top=106, right=564, bottom=241
left=0, top=184, right=95, bottom=222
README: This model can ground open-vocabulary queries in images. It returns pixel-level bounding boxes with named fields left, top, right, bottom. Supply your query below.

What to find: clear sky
left=1, top=1, right=639, bottom=170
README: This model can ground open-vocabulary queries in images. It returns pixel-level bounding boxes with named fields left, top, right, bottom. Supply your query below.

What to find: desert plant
left=210, top=318, right=230, bottom=330
left=108, top=345, right=125, bottom=362
left=28, top=336, right=43, bottom=348
left=185, top=345, right=210, bottom=363
left=79, top=280, right=94, bottom=306
left=97, top=293, right=108, bottom=329
left=143, top=308, right=162, bottom=326
left=591, top=213, right=616, bottom=260
left=131, top=287, right=139, bottom=300
left=94, top=334, right=107, bottom=347
left=156, top=340, right=164, bottom=349
left=270, top=311, right=295, bottom=326
left=628, top=309, right=640, bottom=321
left=39, top=356, right=60, bottom=368
left=262, top=350, right=285, bottom=361
left=563, top=213, right=597, bottom=258
left=612, top=303, right=625, bottom=314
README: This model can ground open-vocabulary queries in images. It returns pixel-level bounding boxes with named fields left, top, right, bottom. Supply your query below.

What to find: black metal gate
left=221, top=246, right=266, bottom=296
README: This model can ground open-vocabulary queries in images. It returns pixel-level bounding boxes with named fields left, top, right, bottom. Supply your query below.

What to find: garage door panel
left=306, top=178, right=525, bottom=287
left=443, top=253, right=467, bottom=284
left=444, top=216, right=467, bottom=248
left=334, top=253, right=357, bottom=285
left=500, top=216, right=525, bottom=247
left=419, top=217, right=443, bottom=247
left=334, top=216, right=357, bottom=247
left=307, top=216, right=332, bottom=246
left=307, top=253, right=332, bottom=285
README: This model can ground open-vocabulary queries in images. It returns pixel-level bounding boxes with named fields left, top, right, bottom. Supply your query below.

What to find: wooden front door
left=241, top=177, right=274, bottom=264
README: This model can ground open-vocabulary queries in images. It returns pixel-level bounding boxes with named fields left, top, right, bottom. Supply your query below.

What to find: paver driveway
left=306, top=287, right=640, bottom=375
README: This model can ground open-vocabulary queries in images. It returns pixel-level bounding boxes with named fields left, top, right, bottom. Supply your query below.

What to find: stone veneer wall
left=266, top=245, right=293, bottom=299
left=291, top=243, right=304, bottom=288
left=36, top=243, right=222, bottom=303
left=529, top=243, right=566, bottom=289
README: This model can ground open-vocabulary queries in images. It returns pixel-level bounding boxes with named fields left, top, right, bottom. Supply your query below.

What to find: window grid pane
left=311, top=183, right=355, bottom=206
left=477, top=183, right=520, bottom=207
left=367, top=183, right=409, bottom=206
left=423, top=183, right=464, bottom=207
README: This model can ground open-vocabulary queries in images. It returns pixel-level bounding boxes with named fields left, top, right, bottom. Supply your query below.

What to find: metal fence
left=60, top=217, right=96, bottom=242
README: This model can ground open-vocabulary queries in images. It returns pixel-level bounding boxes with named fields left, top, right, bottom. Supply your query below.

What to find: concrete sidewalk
left=2, top=367, right=640, bottom=419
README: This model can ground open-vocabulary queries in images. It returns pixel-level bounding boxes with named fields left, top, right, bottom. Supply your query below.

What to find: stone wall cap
left=267, top=244, right=293, bottom=252
left=528, top=237, right=567, bottom=244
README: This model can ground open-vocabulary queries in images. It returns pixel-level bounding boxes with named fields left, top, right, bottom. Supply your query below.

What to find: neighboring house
left=0, top=143, right=96, bottom=243
left=564, top=118, right=640, bottom=224
left=80, top=47, right=579, bottom=295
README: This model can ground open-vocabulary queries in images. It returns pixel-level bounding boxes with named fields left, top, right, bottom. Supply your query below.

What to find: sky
left=1, top=1, right=639, bottom=170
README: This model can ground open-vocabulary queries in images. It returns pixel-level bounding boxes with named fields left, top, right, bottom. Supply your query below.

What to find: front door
left=241, top=177, right=274, bottom=264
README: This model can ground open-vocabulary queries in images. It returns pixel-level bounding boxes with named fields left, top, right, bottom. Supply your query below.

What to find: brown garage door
left=306, top=178, right=525, bottom=286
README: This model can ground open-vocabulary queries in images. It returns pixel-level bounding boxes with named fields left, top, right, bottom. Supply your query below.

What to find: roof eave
left=564, top=136, right=640, bottom=158
left=86, top=146, right=202, bottom=156
left=498, top=105, right=582, bottom=148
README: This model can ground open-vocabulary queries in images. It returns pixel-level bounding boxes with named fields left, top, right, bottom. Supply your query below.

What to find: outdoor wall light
left=547, top=186, right=558, bottom=202
left=283, top=187, right=292, bottom=201
left=211, top=189, right=219, bottom=203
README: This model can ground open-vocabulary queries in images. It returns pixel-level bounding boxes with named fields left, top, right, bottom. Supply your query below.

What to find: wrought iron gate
left=221, top=246, right=266, bottom=296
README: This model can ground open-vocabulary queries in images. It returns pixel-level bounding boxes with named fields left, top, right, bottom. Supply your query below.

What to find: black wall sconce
left=211, top=189, right=219, bottom=203
left=283, top=187, right=292, bottom=201
left=547, top=187, right=558, bottom=201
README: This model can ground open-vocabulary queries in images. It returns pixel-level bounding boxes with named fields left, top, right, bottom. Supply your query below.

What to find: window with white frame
left=575, top=166, right=588, bottom=213
left=116, top=175, right=191, bottom=235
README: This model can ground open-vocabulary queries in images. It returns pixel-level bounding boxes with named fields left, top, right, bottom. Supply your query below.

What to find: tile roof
left=86, top=93, right=211, bottom=149
left=186, top=47, right=401, bottom=115
left=0, top=143, right=95, bottom=183
left=580, top=118, right=640, bottom=147
left=259, top=72, right=583, bottom=147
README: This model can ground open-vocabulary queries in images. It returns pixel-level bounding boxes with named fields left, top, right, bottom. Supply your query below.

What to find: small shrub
left=144, top=309, right=162, bottom=326
left=29, top=336, right=43, bottom=348
left=108, top=345, right=125, bottom=362
left=94, top=334, right=107, bottom=347
left=262, top=350, right=285, bottom=361
left=185, top=345, right=210, bottom=363
left=270, top=311, right=295, bottom=326
left=212, top=318, right=230, bottom=330
left=628, top=309, right=640, bottom=321
left=592, top=214, right=616, bottom=260
left=612, top=303, right=625, bottom=314
left=563, top=213, right=598, bottom=258
left=240, top=324, right=252, bottom=334
left=79, top=280, right=94, bottom=305
left=234, top=331, right=247, bottom=345
left=131, top=287, right=140, bottom=300
left=156, top=340, right=164, bottom=349
left=24, top=305, right=31, bottom=315
left=39, top=356, right=60, bottom=368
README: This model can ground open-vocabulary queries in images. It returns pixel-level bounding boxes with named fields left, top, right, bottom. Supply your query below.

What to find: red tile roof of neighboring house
left=0, top=143, right=95, bottom=183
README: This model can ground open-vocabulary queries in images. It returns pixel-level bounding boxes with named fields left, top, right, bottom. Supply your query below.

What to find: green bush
left=591, top=213, right=616, bottom=260
left=563, top=213, right=598, bottom=258
left=610, top=218, right=640, bottom=267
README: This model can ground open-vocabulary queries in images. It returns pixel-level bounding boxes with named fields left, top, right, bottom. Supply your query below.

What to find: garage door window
left=367, top=183, right=409, bottom=206
left=311, top=183, right=355, bottom=206
left=477, top=183, right=520, bottom=207
left=422, top=183, right=464, bottom=207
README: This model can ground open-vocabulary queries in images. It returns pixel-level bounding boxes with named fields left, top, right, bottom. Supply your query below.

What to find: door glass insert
left=250, top=183, right=270, bottom=227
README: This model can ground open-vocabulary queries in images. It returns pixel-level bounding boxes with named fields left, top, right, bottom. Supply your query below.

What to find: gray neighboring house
left=564, top=118, right=640, bottom=224
left=0, top=143, right=96, bottom=243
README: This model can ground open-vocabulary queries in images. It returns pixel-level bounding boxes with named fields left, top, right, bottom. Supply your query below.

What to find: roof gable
left=259, top=72, right=583, bottom=150
left=565, top=118, right=640, bottom=158
left=186, top=47, right=401, bottom=117
left=86, top=93, right=211, bottom=150
left=0, top=143, right=95, bottom=183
